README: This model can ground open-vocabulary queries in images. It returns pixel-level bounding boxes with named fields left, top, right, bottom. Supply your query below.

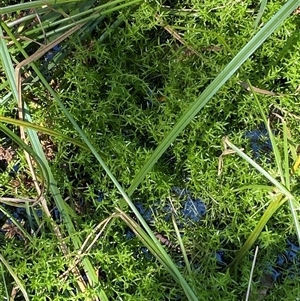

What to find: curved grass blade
left=224, top=137, right=293, bottom=200
left=0, top=116, right=100, bottom=152
left=127, top=0, right=300, bottom=196
left=0, top=253, right=30, bottom=301
left=0, top=205, right=32, bottom=241
left=0, top=123, right=49, bottom=192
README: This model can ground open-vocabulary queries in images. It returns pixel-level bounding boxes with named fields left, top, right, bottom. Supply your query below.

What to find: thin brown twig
left=239, top=81, right=287, bottom=96
left=0, top=197, right=37, bottom=205
left=32, top=7, right=47, bottom=45
left=155, top=14, right=202, bottom=57
left=60, top=216, right=114, bottom=280
left=0, top=35, right=45, bottom=47
left=270, top=104, right=300, bottom=121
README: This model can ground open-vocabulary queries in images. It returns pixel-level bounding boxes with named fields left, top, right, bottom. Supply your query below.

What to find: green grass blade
left=0, top=116, right=97, bottom=152
left=0, top=205, right=32, bottom=241
left=0, top=263, right=9, bottom=301
left=172, top=214, right=192, bottom=276
left=229, top=194, right=287, bottom=269
left=254, top=0, right=268, bottom=28
left=286, top=127, right=298, bottom=162
left=288, top=198, right=300, bottom=245
left=0, top=28, right=15, bottom=93
left=0, top=0, right=86, bottom=14
left=127, top=0, right=300, bottom=196
left=116, top=209, right=199, bottom=301
left=224, top=137, right=293, bottom=200
left=283, top=119, right=290, bottom=189
left=249, top=81, right=285, bottom=183
left=283, top=120, right=300, bottom=244
left=0, top=123, right=49, bottom=190
left=25, top=202, right=37, bottom=232
left=0, top=254, right=30, bottom=301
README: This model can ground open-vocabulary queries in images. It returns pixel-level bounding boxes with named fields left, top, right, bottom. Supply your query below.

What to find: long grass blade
left=249, top=81, right=285, bottom=183
left=0, top=253, right=30, bottom=301
left=245, top=246, right=259, bottom=301
left=282, top=120, right=300, bottom=244
left=229, top=194, right=286, bottom=269
left=0, top=263, right=9, bottom=301
left=282, top=119, right=290, bottom=189
left=0, top=116, right=95, bottom=152
left=127, top=0, right=299, bottom=196
left=172, top=214, right=192, bottom=276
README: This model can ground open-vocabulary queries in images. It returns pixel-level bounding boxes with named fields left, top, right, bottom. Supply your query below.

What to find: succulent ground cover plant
left=0, top=0, right=300, bottom=300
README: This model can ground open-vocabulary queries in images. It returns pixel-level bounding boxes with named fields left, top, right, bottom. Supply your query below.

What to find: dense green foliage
left=1, top=0, right=300, bottom=300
